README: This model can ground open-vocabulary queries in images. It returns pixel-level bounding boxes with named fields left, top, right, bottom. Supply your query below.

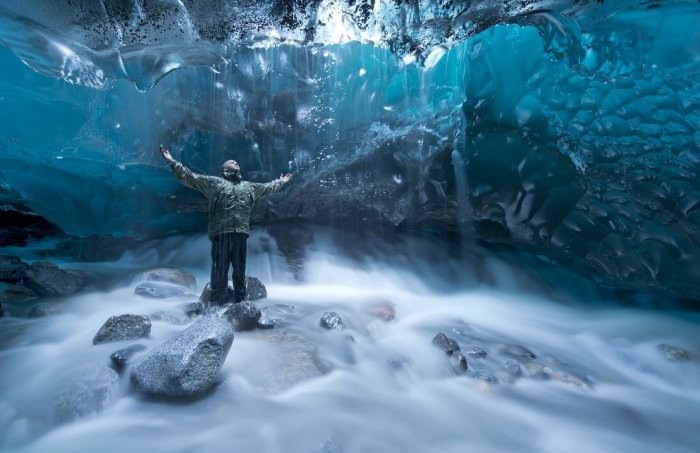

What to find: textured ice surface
left=0, top=1, right=699, bottom=299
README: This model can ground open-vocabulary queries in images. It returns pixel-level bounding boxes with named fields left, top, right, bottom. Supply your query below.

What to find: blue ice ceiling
left=0, top=0, right=699, bottom=299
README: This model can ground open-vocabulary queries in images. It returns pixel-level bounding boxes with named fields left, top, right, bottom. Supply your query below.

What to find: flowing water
left=1, top=227, right=699, bottom=452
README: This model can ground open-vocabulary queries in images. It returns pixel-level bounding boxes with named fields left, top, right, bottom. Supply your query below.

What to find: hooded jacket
left=168, top=160, right=287, bottom=237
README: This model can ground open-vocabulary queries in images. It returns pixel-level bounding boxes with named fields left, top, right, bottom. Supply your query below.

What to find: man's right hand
left=160, top=144, right=174, bottom=163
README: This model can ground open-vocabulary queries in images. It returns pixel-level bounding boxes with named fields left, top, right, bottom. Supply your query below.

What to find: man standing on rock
left=160, top=145, right=293, bottom=305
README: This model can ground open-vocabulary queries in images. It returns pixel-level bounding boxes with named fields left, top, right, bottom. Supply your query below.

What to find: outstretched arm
left=159, top=144, right=217, bottom=195
left=253, top=173, right=294, bottom=199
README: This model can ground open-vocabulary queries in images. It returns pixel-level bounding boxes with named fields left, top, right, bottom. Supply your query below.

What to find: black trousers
left=210, top=232, right=248, bottom=304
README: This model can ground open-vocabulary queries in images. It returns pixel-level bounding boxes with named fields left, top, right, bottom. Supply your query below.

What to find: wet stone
left=245, top=276, right=267, bottom=301
left=0, top=255, right=28, bottom=282
left=0, top=282, right=38, bottom=303
left=183, top=301, right=204, bottom=317
left=27, top=302, right=61, bottom=318
left=54, top=366, right=119, bottom=423
left=432, top=332, right=461, bottom=355
left=224, top=301, right=262, bottom=331
left=502, top=358, right=522, bottom=377
left=657, top=343, right=692, bottom=362
left=472, top=371, right=498, bottom=383
left=499, top=344, right=537, bottom=360
left=110, top=344, right=148, bottom=372
left=320, top=311, right=344, bottom=330
left=130, top=317, right=234, bottom=399
left=137, top=267, right=196, bottom=289
left=149, top=310, right=190, bottom=325
left=93, top=314, right=152, bottom=345
left=24, top=261, right=84, bottom=297
left=468, top=347, right=488, bottom=358
left=135, top=281, right=189, bottom=299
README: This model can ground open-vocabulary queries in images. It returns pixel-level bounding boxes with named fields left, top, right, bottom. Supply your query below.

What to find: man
left=160, top=145, right=293, bottom=304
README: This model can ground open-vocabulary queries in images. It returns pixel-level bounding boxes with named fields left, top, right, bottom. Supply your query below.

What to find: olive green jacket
left=169, top=160, right=287, bottom=237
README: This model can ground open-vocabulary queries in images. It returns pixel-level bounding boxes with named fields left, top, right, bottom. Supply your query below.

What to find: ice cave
left=0, top=1, right=699, bottom=452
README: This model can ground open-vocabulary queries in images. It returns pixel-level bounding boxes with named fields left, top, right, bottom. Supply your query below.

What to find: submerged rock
left=130, top=317, right=234, bottom=399
left=54, top=366, right=119, bottom=423
left=499, top=344, right=537, bottom=360
left=320, top=312, right=344, bottom=330
left=248, top=329, right=330, bottom=394
left=110, top=344, right=148, bottom=372
left=183, top=301, right=204, bottom=317
left=657, top=343, right=692, bottom=362
left=137, top=267, right=197, bottom=290
left=135, top=281, right=189, bottom=299
left=223, top=301, right=261, bottom=331
left=27, top=302, right=62, bottom=317
left=24, top=261, right=84, bottom=297
left=93, top=314, right=152, bottom=345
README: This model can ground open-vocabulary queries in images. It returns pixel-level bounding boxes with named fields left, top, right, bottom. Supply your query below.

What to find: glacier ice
left=0, top=1, right=699, bottom=299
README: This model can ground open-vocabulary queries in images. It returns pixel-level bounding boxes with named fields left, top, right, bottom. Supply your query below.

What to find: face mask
left=222, top=169, right=241, bottom=182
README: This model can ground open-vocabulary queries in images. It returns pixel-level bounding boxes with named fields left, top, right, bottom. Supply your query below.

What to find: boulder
left=137, top=267, right=197, bottom=290
left=0, top=282, right=38, bottom=303
left=130, top=317, right=234, bottom=399
left=23, top=261, right=84, bottom=297
left=135, top=281, right=189, bottom=299
left=110, top=344, right=148, bottom=372
left=320, top=312, right=344, bottom=330
left=53, top=366, right=119, bottom=423
left=93, top=314, right=152, bottom=345
left=224, top=301, right=261, bottom=331
left=468, top=347, right=488, bottom=358
left=0, top=255, right=28, bottom=282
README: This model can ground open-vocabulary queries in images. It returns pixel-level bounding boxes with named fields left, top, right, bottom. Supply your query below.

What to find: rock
left=0, top=282, right=38, bottom=303
left=24, top=261, right=85, bottom=297
left=320, top=312, right=344, bottom=330
left=499, top=344, right=537, bottom=360
left=53, top=366, right=119, bottom=423
left=183, top=301, right=204, bottom=317
left=468, top=347, right=488, bottom=358
left=28, top=262, right=83, bottom=295
left=245, top=276, right=267, bottom=301
left=657, top=343, right=692, bottom=362
left=247, top=329, right=330, bottom=394
left=502, top=358, right=522, bottom=378
left=432, top=332, right=468, bottom=373
left=135, top=281, right=189, bottom=299
left=110, top=344, right=148, bottom=372
left=93, top=314, right=152, bottom=345
left=149, top=310, right=191, bottom=325
left=223, top=301, right=261, bottom=331
left=472, top=371, right=498, bottom=383
left=0, top=255, right=28, bottom=282
left=137, top=267, right=197, bottom=290
left=198, top=278, right=267, bottom=304
left=199, top=282, right=234, bottom=304
left=432, top=332, right=460, bottom=355
left=130, top=317, right=234, bottom=399
left=27, top=302, right=62, bottom=317
left=363, top=300, right=396, bottom=321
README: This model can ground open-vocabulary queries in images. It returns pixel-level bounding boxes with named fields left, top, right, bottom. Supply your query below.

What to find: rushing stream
left=1, top=227, right=698, bottom=453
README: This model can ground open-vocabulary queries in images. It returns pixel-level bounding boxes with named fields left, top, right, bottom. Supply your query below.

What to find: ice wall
left=0, top=1, right=699, bottom=299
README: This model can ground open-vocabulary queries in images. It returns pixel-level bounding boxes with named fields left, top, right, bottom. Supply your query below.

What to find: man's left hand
left=280, top=173, right=293, bottom=184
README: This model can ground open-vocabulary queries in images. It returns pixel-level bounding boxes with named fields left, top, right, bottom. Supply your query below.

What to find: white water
left=1, top=229, right=699, bottom=453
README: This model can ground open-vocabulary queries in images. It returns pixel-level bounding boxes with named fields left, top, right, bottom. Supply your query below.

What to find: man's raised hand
left=159, top=144, right=174, bottom=163
left=280, top=173, right=293, bottom=184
